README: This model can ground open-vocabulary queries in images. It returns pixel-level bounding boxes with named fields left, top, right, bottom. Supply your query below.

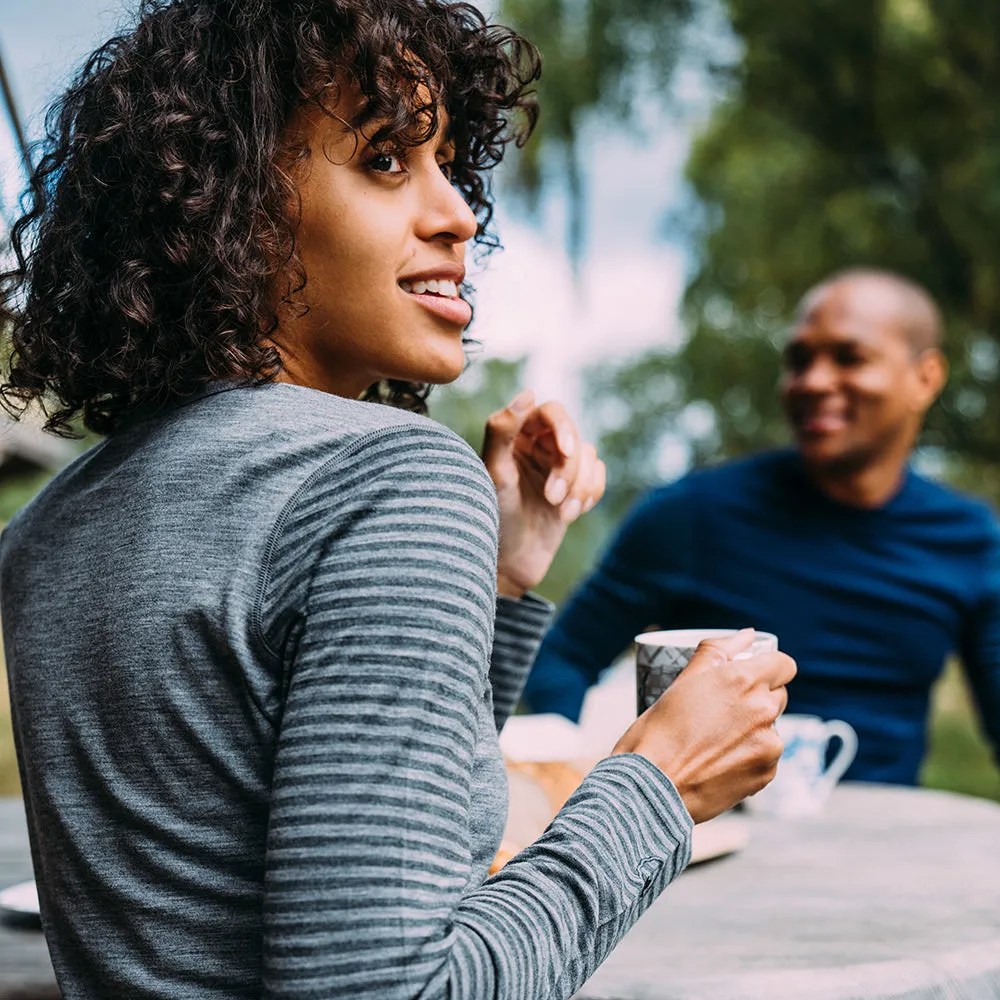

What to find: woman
left=0, top=2, right=792, bottom=998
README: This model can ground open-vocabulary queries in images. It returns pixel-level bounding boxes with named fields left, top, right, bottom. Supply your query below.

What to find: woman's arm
left=258, top=423, right=692, bottom=1000
left=490, top=593, right=554, bottom=733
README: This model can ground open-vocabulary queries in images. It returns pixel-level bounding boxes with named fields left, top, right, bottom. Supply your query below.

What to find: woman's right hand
left=613, top=629, right=796, bottom=824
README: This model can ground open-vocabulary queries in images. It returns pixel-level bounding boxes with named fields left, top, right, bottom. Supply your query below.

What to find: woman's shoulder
left=200, top=383, right=496, bottom=520
left=181, top=381, right=485, bottom=480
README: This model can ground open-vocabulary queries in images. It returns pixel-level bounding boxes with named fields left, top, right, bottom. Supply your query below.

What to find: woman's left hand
left=482, top=389, right=606, bottom=599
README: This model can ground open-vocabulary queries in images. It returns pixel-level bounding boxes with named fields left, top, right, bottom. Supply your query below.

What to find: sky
left=0, top=0, right=718, bottom=443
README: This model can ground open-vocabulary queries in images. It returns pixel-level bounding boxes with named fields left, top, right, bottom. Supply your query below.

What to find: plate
left=492, top=761, right=750, bottom=875
left=0, top=879, right=41, bottom=928
left=689, top=814, right=749, bottom=865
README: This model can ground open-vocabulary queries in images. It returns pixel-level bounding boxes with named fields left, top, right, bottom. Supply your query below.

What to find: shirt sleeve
left=960, top=528, right=1000, bottom=767
left=490, top=593, right=554, bottom=733
left=522, top=481, right=696, bottom=721
left=258, top=424, right=692, bottom=1000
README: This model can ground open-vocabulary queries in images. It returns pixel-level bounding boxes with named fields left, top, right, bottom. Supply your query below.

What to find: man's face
left=780, top=281, right=939, bottom=472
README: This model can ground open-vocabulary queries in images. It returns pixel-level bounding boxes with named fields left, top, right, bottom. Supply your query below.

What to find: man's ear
left=912, top=348, right=948, bottom=412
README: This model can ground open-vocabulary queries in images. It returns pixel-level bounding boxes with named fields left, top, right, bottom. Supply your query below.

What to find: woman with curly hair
left=0, top=1, right=793, bottom=997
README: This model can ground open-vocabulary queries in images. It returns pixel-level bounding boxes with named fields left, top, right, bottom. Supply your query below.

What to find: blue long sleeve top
left=523, top=449, right=1000, bottom=785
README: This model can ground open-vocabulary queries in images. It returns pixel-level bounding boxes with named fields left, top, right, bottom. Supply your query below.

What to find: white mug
left=747, top=713, right=858, bottom=818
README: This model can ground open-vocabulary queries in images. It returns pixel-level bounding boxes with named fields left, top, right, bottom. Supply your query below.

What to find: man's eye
left=784, top=347, right=810, bottom=372
left=369, top=152, right=404, bottom=174
left=835, top=347, right=863, bottom=366
left=439, top=161, right=455, bottom=181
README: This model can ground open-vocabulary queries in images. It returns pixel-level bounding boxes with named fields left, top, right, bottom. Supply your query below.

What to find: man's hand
left=613, top=630, right=797, bottom=824
left=483, top=389, right=606, bottom=598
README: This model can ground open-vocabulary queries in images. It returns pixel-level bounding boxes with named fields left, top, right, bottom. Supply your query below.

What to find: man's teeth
left=399, top=279, right=459, bottom=298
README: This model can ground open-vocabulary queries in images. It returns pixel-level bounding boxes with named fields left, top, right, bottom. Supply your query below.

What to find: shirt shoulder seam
left=252, top=420, right=485, bottom=663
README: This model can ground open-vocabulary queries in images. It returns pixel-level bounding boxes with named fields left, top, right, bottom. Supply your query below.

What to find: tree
left=498, top=0, right=697, bottom=259
left=592, top=0, right=1000, bottom=510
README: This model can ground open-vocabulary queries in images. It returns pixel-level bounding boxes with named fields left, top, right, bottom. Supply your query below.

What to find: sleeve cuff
left=495, top=592, right=555, bottom=639
left=578, top=753, right=694, bottom=883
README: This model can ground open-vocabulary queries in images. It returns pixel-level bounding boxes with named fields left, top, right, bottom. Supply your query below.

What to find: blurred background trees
left=482, top=0, right=1000, bottom=798
left=2, top=0, right=998, bottom=799
left=497, top=0, right=1000, bottom=519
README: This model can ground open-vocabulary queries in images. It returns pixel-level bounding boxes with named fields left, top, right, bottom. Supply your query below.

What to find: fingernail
left=563, top=498, right=582, bottom=521
left=557, top=425, right=576, bottom=458
left=583, top=496, right=595, bottom=513
left=509, top=389, right=534, bottom=414
left=547, top=477, right=568, bottom=505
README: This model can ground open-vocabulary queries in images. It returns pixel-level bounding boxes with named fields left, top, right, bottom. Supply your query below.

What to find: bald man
left=524, top=269, right=1000, bottom=785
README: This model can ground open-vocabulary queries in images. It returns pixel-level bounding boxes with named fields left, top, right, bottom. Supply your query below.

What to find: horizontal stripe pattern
left=3, top=384, right=693, bottom=999
left=258, top=421, right=693, bottom=999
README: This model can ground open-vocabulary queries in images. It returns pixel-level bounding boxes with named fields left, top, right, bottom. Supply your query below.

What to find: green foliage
left=684, top=0, right=1000, bottom=456
left=429, top=356, right=527, bottom=453
left=0, top=471, right=53, bottom=524
left=0, top=693, right=19, bottom=797
left=586, top=0, right=1000, bottom=512
left=499, top=0, right=696, bottom=255
left=922, top=660, right=1000, bottom=802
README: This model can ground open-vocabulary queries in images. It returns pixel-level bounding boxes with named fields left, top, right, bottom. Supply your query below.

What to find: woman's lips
left=402, top=288, right=473, bottom=327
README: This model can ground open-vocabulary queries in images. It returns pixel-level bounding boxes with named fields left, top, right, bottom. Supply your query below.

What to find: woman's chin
left=410, top=347, right=469, bottom=387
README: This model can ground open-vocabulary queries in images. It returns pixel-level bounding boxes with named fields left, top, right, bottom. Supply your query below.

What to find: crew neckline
left=785, top=450, right=915, bottom=516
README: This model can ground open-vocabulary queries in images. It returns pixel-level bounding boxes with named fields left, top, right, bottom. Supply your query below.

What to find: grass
left=920, top=659, right=1000, bottom=802
left=0, top=645, right=997, bottom=802
left=0, top=651, right=18, bottom=797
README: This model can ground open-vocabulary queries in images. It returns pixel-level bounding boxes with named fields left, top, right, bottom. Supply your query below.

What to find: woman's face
left=273, top=95, right=478, bottom=397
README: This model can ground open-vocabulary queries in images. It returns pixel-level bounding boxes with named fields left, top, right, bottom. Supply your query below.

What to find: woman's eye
left=369, top=152, right=404, bottom=174
left=439, top=161, right=455, bottom=181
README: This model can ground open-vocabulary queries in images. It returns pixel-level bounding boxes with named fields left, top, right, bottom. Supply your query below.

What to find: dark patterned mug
left=634, top=628, right=779, bottom=715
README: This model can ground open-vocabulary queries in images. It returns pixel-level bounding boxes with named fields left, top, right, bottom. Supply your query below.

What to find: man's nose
left=793, top=358, right=839, bottom=394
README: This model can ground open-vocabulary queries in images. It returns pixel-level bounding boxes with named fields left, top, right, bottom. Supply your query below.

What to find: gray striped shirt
left=1, top=383, right=692, bottom=999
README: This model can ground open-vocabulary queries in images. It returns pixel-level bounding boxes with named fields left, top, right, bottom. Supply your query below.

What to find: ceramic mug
left=634, top=628, right=779, bottom=715
left=747, top=713, right=858, bottom=818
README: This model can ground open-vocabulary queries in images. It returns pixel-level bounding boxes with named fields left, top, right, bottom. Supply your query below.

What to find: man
left=524, top=268, right=1000, bottom=785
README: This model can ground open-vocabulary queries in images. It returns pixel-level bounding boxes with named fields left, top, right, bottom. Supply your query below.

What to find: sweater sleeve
left=257, top=424, right=692, bottom=1000
left=490, top=593, right=554, bottom=732
left=523, top=481, right=696, bottom=721
left=960, top=529, right=1000, bottom=767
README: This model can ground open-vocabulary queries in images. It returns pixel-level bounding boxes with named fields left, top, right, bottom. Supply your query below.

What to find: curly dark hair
left=0, top=0, right=540, bottom=436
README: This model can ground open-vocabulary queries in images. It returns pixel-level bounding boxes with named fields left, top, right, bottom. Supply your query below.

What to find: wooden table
left=3, top=785, right=1000, bottom=1000
left=577, top=783, right=1000, bottom=999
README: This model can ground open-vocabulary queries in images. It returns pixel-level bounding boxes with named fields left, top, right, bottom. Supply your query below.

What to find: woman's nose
left=418, top=169, right=478, bottom=245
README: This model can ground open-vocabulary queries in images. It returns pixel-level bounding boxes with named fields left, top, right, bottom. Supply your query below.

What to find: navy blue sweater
left=524, top=450, right=1000, bottom=785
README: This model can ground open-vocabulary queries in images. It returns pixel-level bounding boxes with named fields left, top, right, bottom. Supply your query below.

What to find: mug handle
left=816, top=720, right=858, bottom=796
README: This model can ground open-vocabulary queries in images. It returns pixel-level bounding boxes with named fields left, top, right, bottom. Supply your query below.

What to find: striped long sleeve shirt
left=1, top=382, right=692, bottom=1000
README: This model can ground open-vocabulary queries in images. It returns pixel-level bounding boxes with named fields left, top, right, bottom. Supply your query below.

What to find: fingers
left=589, top=456, right=607, bottom=514
left=518, top=400, right=578, bottom=462
left=482, top=388, right=536, bottom=470
left=690, top=628, right=756, bottom=669
left=542, top=435, right=581, bottom=510
left=772, top=683, right=789, bottom=719
left=509, top=396, right=604, bottom=522
left=759, top=725, right=785, bottom=770
left=749, top=650, right=797, bottom=690
left=558, top=442, right=606, bottom=523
